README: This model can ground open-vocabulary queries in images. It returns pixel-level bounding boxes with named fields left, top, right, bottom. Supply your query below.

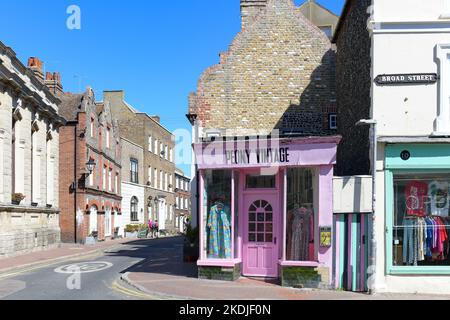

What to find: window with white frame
left=160, top=170, right=163, bottom=190
left=436, top=44, right=450, bottom=135
left=148, top=136, right=153, bottom=153
left=115, top=173, right=119, bottom=193
left=90, top=117, right=95, bottom=138
left=165, top=145, right=168, bottom=160
left=154, top=138, right=158, bottom=155
left=329, top=113, right=337, bottom=130
left=106, top=127, right=111, bottom=149
left=103, top=166, right=107, bottom=190
left=160, top=142, right=163, bottom=158
left=169, top=174, right=173, bottom=192
left=170, top=148, right=173, bottom=162
left=154, top=168, right=158, bottom=188
left=148, top=166, right=152, bottom=185
left=176, top=177, right=179, bottom=189
left=89, top=161, right=95, bottom=186
left=165, top=172, right=168, bottom=191
left=108, top=168, right=112, bottom=192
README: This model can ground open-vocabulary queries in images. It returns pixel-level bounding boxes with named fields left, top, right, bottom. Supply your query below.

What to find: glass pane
left=249, top=212, right=256, bottom=222
left=266, top=212, right=273, bottom=222
left=266, top=223, right=273, bottom=232
left=257, top=223, right=265, bottom=232
left=249, top=233, right=256, bottom=242
left=257, top=213, right=265, bottom=222
left=249, top=223, right=256, bottom=232
left=266, top=234, right=273, bottom=243
left=261, top=200, right=268, bottom=208
left=204, top=170, right=232, bottom=260
left=393, top=173, right=450, bottom=267
left=286, top=168, right=315, bottom=261
left=266, top=205, right=273, bottom=212
left=246, top=175, right=276, bottom=189
left=257, top=234, right=265, bottom=242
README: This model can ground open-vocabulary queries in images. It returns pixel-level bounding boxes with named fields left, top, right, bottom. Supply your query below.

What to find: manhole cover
left=54, top=261, right=113, bottom=274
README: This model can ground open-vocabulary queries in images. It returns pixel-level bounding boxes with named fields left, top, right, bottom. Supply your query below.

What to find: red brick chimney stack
left=27, top=57, right=44, bottom=82
left=45, top=71, right=64, bottom=95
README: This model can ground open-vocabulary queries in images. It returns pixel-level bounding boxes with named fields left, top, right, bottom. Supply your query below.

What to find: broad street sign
left=375, top=73, right=438, bottom=86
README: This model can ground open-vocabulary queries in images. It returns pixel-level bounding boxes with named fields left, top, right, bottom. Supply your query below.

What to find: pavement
left=2, top=236, right=450, bottom=300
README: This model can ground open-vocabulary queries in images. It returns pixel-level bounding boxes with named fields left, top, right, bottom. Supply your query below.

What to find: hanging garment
left=405, top=181, right=429, bottom=217
left=290, top=208, right=312, bottom=261
left=429, top=182, right=450, bottom=217
left=425, top=218, right=434, bottom=258
left=417, top=218, right=425, bottom=262
left=403, top=218, right=418, bottom=266
left=207, top=204, right=232, bottom=259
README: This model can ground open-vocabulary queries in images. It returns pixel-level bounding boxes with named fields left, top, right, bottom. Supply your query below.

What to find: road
left=0, top=236, right=185, bottom=300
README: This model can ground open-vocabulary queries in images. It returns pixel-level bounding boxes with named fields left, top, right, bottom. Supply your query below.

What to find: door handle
left=274, top=237, right=277, bottom=245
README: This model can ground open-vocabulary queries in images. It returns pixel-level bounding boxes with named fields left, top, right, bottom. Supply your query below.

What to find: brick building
left=0, top=42, right=65, bottom=257
left=175, top=168, right=191, bottom=233
left=105, top=91, right=177, bottom=234
left=187, top=0, right=340, bottom=288
left=59, top=87, right=122, bottom=244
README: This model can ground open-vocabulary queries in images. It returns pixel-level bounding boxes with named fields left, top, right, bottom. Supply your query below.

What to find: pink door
left=243, top=193, right=279, bottom=278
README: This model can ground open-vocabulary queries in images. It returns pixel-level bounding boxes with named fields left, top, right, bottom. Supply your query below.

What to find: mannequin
left=289, top=205, right=312, bottom=261
left=207, top=196, right=232, bottom=259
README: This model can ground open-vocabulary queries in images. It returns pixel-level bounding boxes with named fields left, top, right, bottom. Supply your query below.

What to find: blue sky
left=0, top=0, right=345, bottom=177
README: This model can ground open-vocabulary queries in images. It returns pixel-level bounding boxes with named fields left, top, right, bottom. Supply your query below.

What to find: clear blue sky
left=0, top=0, right=345, bottom=177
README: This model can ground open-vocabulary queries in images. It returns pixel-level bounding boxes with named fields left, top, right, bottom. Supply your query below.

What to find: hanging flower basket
left=12, top=193, right=25, bottom=205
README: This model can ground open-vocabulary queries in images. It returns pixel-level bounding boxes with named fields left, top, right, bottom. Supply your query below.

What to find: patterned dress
left=207, top=204, right=232, bottom=259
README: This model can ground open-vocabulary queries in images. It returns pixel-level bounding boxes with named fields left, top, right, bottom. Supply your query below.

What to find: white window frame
left=108, top=168, right=112, bottom=192
left=329, top=113, right=337, bottom=130
left=106, top=127, right=111, bottom=149
left=154, top=168, right=158, bottom=188
left=115, top=173, right=118, bottom=194
left=434, top=44, right=450, bottom=136
left=148, top=136, right=153, bottom=153
left=103, top=166, right=107, bottom=190
left=160, top=170, right=163, bottom=190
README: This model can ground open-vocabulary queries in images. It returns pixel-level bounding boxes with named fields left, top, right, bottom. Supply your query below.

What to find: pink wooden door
left=243, top=193, right=279, bottom=278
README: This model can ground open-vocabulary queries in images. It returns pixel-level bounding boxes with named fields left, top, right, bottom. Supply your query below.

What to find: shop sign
left=375, top=73, right=438, bottom=86
left=320, top=226, right=332, bottom=248
left=226, top=148, right=290, bottom=166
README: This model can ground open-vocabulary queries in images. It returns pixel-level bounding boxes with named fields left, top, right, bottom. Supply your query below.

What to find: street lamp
left=356, top=119, right=377, bottom=294
left=86, top=159, right=96, bottom=175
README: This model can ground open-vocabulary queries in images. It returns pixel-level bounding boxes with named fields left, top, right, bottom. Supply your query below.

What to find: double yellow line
left=110, top=280, right=166, bottom=300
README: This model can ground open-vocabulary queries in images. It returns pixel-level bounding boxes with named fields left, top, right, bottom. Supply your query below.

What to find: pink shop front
left=194, top=136, right=341, bottom=288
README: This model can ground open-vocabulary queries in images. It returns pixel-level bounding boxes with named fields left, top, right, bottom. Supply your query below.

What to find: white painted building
left=335, top=0, right=450, bottom=294
left=120, top=138, right=146, bottom=235
left=0, top=43, right=65, bottom=257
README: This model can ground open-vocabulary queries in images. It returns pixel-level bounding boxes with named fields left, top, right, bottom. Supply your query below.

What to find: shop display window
left=393, top=173, right=450, bottom=267
left=286, top=168, right=315, bottom=261
left=203, top=170, right=233, bottom=260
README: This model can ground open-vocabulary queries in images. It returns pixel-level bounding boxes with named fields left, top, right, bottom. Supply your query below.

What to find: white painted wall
left=374, top=0, right=449, bottom=22
left=373, top=32, right=450, bottom=136
left=371, top=2, right=450, bottom=293
left=121, top=182, right=145, bottom=226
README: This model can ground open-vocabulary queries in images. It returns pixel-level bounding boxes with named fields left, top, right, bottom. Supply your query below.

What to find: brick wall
left=190, top=0, right=337, bottom=137
left=334, top=0, right=372, bottom=176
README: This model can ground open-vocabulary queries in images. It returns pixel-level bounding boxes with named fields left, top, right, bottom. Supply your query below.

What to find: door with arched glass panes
left=243, top=194, right=279, bottom=278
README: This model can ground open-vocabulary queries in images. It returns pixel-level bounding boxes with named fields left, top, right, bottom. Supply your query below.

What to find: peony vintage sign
left=193, top=136, right=341, bottom=170
left=375, top=73, right=438, bottom=86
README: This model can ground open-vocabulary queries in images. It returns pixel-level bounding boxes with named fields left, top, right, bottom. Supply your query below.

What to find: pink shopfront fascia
left=194, top=136, right=341, bottom=281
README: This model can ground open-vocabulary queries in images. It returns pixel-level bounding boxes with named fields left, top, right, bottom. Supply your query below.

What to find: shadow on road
left=106, top=236, right=198, bottom=279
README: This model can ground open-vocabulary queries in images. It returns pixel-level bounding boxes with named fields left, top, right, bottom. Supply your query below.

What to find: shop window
left=392, top=172, right=450, bottom=268
left=203, top=170, right=232, bottom=260
left=286, top=168, right=315, bottom=261
left=246, top=175, right=276, bottom=189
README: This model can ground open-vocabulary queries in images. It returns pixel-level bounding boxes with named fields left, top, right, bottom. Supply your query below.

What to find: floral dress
left=207, top=204, right=232, bottom=259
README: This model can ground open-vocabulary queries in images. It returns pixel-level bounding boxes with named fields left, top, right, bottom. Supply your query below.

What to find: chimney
left=27, top=57, right=44, bottom=82
left=151, top=116, right=160, bottom=123
left=240, top=0, right=267, bottom=29
left=45, top=72, right=64, bottom=95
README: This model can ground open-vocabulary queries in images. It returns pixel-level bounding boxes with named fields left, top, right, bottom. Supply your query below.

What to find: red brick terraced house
left=58, top=87, right=122, bottom=244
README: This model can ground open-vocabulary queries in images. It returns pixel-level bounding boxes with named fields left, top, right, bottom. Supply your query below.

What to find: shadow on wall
left=275, top=49, right=337, bottom=137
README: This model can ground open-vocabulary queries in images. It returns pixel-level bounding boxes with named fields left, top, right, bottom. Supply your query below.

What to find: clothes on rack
left=403, top=216, right=449, bottom=265
left=288, top=207, right=314, bottom=261
left=207, top=203, right=232, bottom=259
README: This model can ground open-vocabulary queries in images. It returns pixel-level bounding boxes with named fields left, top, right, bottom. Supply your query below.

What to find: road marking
left=110, top=280, right=164, bottom=300
left=54, top=261, right=113, bottom=274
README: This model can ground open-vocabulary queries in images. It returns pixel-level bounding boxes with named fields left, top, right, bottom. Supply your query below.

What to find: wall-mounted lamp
left=86, top=159, right=96, bottom=175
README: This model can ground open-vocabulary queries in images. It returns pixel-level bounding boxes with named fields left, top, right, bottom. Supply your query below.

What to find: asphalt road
left=0, top=236, right=185, bottom=300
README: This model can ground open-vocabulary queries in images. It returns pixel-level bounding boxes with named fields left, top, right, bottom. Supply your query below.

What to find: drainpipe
left=356, top=119, right=377, bottom=294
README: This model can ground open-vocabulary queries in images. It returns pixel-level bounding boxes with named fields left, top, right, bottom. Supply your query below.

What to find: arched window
left=131, top=197, right=139, bottom=222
